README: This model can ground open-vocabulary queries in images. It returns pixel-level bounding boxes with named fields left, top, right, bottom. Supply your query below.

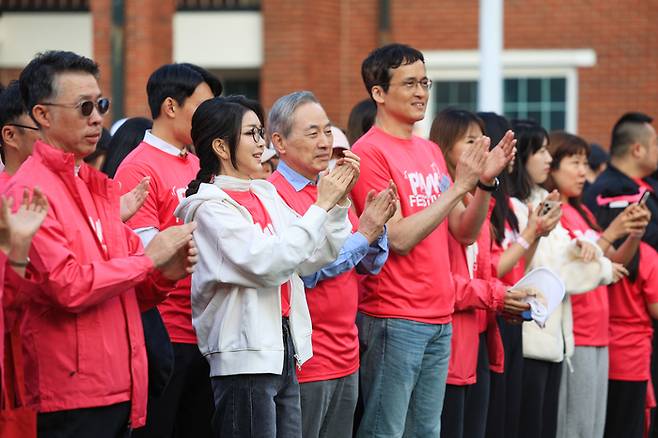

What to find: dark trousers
left=604, top=379, right=647, bottom=438
left=210, top=318, right=302, bottom=438
left=485, top=319, right=523, bottom=438
left=37, top=401, right=130, bottom=438
left=441, top=332, right=491, bottom=438
left=132, top=343, right=214, bottom=438
left=519, top=359, right=562, bottom=438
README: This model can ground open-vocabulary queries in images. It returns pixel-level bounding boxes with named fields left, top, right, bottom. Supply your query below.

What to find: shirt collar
left=143, top=130, right=188, bottom=158
left=276, top=160, right=317, bottom=192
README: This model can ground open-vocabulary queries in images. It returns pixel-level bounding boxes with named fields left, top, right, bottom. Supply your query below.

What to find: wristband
left=516, top=236, right=530, bottom=250
left=600, top=235, right=613, bottom=245
left=477, top=177, right=499, bottom=192
left=8, top=256, right=30, bottom=268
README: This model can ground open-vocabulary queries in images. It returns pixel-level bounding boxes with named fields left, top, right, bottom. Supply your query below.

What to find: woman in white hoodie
left=508, top=120, right=626, bottom=438
left=175, top=96, right=354, bottom=438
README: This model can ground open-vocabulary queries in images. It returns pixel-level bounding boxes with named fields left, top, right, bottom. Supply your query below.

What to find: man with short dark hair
left=115, top=62, right=221, bottom=438
left=583, top=112, right=658, bottom=438
left=0, top=80, right=40, bottom=179
left=351, top=43, right=520, bottom=437
left=5, top=50, right=198, bottom=438
left=584, top=112, right=658, bottom=245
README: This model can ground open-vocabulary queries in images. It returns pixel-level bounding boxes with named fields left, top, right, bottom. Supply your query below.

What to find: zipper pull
left=294, top=354, right=302, bottom=371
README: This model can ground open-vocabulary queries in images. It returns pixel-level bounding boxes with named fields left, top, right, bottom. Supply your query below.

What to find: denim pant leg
left=404, top=322, right=452, bottom=438
left=211, top=319, right=301, bottom=438
left=275, top=319, right=302, bottom=438
left=357, top=313, right=449, bottom=438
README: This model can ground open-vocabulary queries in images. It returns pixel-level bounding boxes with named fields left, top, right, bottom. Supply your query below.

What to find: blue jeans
left=210, top=318, right=301, bottom=438
left=356, top=313, right=452, bottom=438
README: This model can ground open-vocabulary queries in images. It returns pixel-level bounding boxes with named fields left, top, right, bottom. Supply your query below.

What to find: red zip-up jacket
left=2, top=140, right=175, bottom=427
left=447, top=202, right=506, bottom=385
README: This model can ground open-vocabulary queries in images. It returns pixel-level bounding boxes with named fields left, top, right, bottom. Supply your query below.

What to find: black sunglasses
left=41, top=98, right=111, bottom=117
left=6, top=123, right=39, bottom=131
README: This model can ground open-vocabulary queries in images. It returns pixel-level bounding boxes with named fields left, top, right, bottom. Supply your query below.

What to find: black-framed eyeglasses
left=392, top=78, right=433, bottom=91
left=5, top=123, right=39, bottom=131
left=244, top=126, right=265, bottom=143
left=40, top=97, right=111, bottom=117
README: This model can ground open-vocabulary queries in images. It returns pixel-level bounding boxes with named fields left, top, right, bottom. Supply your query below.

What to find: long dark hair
left=509, top=119, right=550, bottom=202
left=544, top=131, right=599, bottom=231
left=186, top=95, right=264, bottom=197
left=102, top=117, right=152, bottom=177
left=430, top=108, right=484, bottom=178
left=478, top=112, right=519, bottom=244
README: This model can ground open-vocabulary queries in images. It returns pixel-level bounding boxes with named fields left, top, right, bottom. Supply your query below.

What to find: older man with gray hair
left=268, top=91, right=397, bottom=438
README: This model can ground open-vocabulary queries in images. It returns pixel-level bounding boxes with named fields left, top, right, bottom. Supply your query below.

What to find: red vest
left=270, top=170, right=360, bottom=383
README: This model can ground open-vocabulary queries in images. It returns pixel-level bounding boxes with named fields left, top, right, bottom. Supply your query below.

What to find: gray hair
left=267, top=91, right=319, bottom=139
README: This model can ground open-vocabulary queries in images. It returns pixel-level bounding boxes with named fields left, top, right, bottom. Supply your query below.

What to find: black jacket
left=583, top=164, right=658, bottom=280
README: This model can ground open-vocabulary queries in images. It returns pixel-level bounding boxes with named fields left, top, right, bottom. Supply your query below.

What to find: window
left=421, top=49, right=597, bottom=135
left=433, top=77, right=567, bottom=131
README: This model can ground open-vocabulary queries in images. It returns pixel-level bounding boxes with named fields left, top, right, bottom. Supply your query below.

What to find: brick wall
left=123, top=0, right=176, bottom=118
left=262, top=0, right=378, bottom=129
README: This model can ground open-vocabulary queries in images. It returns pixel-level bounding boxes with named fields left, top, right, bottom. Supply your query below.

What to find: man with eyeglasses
left=115, top=63, right=222, bottom=438
left=0, top=80, right=40, bottom=181
left=4, top=50, right=199, bottom=438
left=350, top=43, right=517, bottom=437
left=268, top=91, right=395, bottom=438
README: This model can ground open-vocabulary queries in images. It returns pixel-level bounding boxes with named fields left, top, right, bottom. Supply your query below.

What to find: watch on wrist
left=477, top=177, right=499, bottom=192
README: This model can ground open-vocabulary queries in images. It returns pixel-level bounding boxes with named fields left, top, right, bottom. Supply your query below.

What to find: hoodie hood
left=174, top=175, right=276, bottom=223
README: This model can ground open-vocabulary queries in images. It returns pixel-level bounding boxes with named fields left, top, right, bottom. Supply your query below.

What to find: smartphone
left=638, top=191, right=651, bottom=205
left=539, top=200, right=558, bottom=216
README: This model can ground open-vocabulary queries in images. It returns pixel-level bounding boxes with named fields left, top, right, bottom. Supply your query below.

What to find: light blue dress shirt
left=275, top=160, right=389, bottom=288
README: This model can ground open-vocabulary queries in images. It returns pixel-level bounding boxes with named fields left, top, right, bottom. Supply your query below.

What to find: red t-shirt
left=269, top=171, right=360, bottom=382
left=114, top=141, right=200, bottom=343
left=350, top=126, right=455, bottom=324
left=559, top=203, right=609, bottom=346
left=608, top=243, right=658, bottom=381
left=224, top=189, right=290, bottom=317
left=0, top=171, right=11, bottom=190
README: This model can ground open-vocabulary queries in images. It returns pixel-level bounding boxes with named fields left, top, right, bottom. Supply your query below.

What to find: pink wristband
left=516, top=236, right=530, bottom=250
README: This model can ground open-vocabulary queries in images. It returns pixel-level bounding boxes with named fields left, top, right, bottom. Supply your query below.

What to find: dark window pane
left=551, top=78, right=566, bottom=103
left=550, top=111, right=566, bottom=130
left=457, top=82, right=474, bottom=103
left=528, top=111, right=542, bottom=124
left=504, top=79, right=518, bottom=102
left=222, top=78, right=259, bottom=100
left=527, top=79, right=541, bottom=103
left=436, top=83, right=451, bottom=104
left=505, top=110, right=518, bottom=120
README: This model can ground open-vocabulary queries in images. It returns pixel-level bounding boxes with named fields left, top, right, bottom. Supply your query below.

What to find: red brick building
left=1, top=0, right=656, bottom=145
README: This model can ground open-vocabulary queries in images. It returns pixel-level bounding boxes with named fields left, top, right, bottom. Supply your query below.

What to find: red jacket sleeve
left=122, top=226, right=177, bottom=311
left=22, top=209, right=156, bottom=314
left=453, top=273, right=507, bottom=312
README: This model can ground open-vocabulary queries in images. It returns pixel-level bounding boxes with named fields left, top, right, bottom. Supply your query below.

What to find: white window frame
left=416, top=49, right=596, bottom=138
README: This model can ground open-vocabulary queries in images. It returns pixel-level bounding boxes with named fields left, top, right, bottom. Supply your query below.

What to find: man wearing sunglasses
left=4, top=50, right=199, bottom=438
left=0, top=80, right=40, bottom=182
left=115, top=63, right=222, bottom=438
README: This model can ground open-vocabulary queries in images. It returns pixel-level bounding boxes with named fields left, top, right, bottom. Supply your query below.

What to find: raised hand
left=358, top=180, right=398, bottom=244
left=316, top=164, right=354, bottom=211
left=481, top=130, right=516, bottom=182
left=0, top=187, right=49, bottom=255
left=453, top=136, right=487, bottom=193
left=145, top=222, right=197, bottom=280
left=120, top=177, right=150, bottom=222
left=334, top=150, right=361, bottom=201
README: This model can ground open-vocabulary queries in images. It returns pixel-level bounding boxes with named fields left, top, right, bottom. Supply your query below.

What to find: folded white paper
left=513, top=267, right=566, bottom=328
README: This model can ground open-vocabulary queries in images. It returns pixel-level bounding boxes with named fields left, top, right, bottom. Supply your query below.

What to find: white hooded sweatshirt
left=174, top=176, right=351, bottom=376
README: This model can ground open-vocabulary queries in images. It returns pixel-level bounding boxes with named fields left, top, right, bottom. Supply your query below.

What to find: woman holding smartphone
left=544, top=132, right=649, bottom=438
left=175, top=96, right=354, bottom=438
